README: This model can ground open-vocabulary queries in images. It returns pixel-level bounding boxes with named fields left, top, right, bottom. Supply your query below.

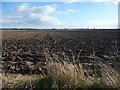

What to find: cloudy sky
left=1, top=0, right=118, bottom=29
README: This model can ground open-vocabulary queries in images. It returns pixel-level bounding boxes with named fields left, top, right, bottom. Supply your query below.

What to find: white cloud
left=2, top=2, right=117, bottom=29
left=87, top=17, right=118, bottom=28
left=2, top=3, right=77, bottom=27
left=17, top=3, right=56, bottom=15
left=40, top=16, right=62, bottom=25
left=3, top=3, right=63, bottom=27
left=66, top=9, right=76, bottom=13
left=64, top=0, right=119, bottom=4
left=55, top=8, right=76, bottom=14
left=31, top=5, right=56, bottom=15
left=64, top=0, right=79, bottom=3
left=17, top=3, right=30, bottom=12
left=2, top=15, right=24, bottom=24
left=93, top=0, right=119, bottom=4
left=1, top=0, right=119, bottom=4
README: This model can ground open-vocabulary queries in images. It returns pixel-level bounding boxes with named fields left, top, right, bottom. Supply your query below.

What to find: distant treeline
left=0, top=28, right=120, bottom=31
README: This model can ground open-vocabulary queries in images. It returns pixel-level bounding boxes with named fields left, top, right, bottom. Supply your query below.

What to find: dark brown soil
left=2, top=30, right=120, bottom=77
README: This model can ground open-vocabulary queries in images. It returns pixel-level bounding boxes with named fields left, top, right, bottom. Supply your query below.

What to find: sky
left=1, top=0, right=119, bottom=29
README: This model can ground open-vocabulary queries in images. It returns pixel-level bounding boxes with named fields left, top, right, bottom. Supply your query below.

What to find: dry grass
left=2, top=50, right=120, bottom=89
left=2, top=74, right=43, bottom=88
left=46, top=61, right=86, bottom=88
left=2, top=61, right=120, bottom=89
left=43, top=61, right=109, bottom=88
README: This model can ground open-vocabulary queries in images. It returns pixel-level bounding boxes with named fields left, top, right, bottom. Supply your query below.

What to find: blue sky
left=1, top=1, right=118, bottom=29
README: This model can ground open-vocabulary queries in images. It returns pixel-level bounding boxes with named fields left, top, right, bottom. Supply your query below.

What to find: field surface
left=2, top=30, right=120, bottom=89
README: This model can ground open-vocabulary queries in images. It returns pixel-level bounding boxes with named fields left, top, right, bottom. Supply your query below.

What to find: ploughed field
left=2, top=30, right=120, bottom=77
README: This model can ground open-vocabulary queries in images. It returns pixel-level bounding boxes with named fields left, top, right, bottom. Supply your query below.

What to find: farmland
left=2, top=30, right=120, bottom=89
